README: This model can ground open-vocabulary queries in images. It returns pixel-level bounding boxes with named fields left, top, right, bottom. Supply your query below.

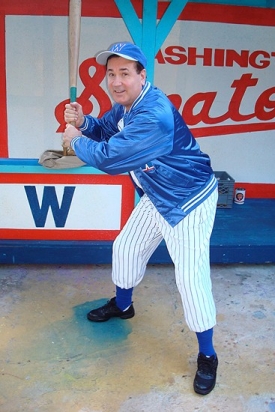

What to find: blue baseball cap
left=96, top=42, right=147, bottom=68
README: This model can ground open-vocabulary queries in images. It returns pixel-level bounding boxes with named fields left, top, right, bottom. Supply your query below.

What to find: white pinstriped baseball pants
left=112, top=188, right=218, bottom=332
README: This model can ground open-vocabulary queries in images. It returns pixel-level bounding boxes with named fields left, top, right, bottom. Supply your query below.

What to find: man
left=63, top=42, right=219, bottom=395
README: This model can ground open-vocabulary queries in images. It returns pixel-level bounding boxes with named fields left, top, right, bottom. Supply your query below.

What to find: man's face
left=106, top=56, right=146, bottom=111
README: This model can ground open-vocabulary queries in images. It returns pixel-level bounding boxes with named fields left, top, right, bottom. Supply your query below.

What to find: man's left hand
left=62, top=124, right=82, bottom=148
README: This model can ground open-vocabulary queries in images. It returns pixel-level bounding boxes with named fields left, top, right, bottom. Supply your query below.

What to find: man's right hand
left=64, top=102, right=85, bottom=128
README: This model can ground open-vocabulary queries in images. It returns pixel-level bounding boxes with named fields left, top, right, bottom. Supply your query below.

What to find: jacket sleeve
left=71, top=104, right=174, bottom=175
left=79, top=105, right=121, bottom=142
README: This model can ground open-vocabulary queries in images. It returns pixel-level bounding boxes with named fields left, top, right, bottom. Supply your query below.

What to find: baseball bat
left=64, top=0, right=82, bottom=155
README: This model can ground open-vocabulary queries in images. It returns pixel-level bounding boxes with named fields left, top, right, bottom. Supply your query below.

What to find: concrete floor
left=0, top=263, right=274, bottom=412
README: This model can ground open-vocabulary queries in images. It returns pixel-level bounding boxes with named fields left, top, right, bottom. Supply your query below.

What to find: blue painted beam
left=155, top=0, right=188, bottom=52
left=141, top=0, right=158, bottom=82
left=0, top=240, right=274, bottom=265
left=114, top=0, right=187, bottom=82
left=114, top=0, right=142, bottom=45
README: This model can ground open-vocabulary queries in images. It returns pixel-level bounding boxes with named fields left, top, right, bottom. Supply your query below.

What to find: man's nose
left=112, top=76, right=122, bottom=86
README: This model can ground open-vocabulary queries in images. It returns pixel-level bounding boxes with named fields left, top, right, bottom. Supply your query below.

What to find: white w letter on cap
left=111, top=43, right=126, bottom=52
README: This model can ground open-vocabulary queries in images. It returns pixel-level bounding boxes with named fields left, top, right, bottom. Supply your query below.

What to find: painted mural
left=0, top=0, right=274, bottom=244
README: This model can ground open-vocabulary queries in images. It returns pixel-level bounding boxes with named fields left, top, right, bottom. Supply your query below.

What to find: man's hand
left=62, top=124, right=82, bottom=148
left=64, top=102, right=85, bottom=128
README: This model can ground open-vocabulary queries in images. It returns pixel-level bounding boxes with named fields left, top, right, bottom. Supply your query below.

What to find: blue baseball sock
left=196, top=328, right=216, bottom=357
left=116, top=286, right=133, bottom=311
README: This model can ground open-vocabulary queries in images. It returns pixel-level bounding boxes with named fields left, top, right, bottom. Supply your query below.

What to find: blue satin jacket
left=71, top=81, right=217, bottom=227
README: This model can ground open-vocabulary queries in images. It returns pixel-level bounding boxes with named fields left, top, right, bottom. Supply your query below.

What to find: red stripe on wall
left=1, top=1, right=275, bottom=25
left=0, top=228, right=120, bottom=241
left=235, top=183, right=275, bottom=198
left=0, top=172, right=129, bottom=185
left=0, top=0, right=120, bottom=17
left=177, top=3, right=275, bottom=26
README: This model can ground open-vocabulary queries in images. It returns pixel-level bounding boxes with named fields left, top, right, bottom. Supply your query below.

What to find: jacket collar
left=124, top=81, right=151, bottom=115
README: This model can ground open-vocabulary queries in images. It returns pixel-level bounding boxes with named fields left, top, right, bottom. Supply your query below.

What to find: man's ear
left=141, top=69, right=146, bottom=85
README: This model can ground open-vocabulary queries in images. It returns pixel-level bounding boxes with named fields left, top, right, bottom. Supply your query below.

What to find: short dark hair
left=106, top=54, right=145, bottom=74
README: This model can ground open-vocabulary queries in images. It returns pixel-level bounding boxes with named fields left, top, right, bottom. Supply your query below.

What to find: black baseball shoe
left=193, top=353, right=218, bottom=395
left=87, top=297, right=135, bottom=322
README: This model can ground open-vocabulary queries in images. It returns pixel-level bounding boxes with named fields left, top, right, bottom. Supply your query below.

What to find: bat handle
left=63, top=122, right=76, bottom=156
left=70, top=86, right=77, bottom=103
left=63, top=124, right=76, bottom=155
left=63, top=87, right=77, bottom=156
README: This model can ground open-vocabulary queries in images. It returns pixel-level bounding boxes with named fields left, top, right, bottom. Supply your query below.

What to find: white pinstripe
left=112, top=189, right=218, bottom=332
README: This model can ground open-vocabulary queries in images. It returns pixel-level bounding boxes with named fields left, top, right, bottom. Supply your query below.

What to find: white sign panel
left=0, top=183, right=121, bottom=230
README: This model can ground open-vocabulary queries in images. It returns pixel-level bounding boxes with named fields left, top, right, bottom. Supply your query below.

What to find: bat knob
left=62, top=141, right=75, bottom=156
left=65, top=147, right=76, bottom=156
